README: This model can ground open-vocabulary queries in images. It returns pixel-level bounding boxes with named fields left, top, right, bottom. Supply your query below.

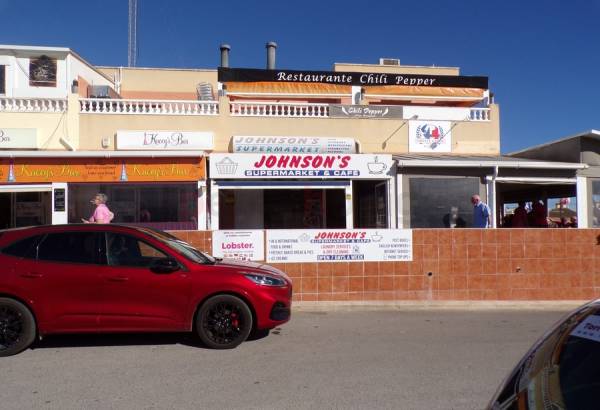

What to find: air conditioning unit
left=196, top=82, right=214, bottom=101
left=379, top=58, right=400, bottom=66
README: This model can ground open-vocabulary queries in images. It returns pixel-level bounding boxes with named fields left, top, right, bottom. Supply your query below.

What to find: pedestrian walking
left=471, top=194, right=491, bottom=228
left=82, top=193, right=114, bottom=224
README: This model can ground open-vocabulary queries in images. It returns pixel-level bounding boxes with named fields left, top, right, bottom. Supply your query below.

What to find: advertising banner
left=0, top=128, right=37, bottom=149
left=266, top=229, right=412, bottom=263
left=330, top=105, right=404, bottom=119
left=409, top=120, right=452, bottom=153
left=219, top=67, right=489, bottom=89
left=116, top=130, right=214, bottom=150
left=0, top=157, right=206, bottom=183
left=231, top=136, right=356, bottom=154
left=212, top=230, right=264, bottom=261
left=210, top=154, right=393, bottom=179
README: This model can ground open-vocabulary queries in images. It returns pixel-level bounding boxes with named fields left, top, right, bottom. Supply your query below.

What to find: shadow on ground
left=30, top=328, right=271, bottom=350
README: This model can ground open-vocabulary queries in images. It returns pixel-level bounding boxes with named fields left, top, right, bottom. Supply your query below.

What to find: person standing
left=471, top=194, right=491, bottom=228
left=82, top=193, right=114, bottom=224
left=512, top=201, right=528, bottom=227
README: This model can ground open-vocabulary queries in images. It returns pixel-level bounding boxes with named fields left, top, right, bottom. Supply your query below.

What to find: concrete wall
left=78, top=101, right=500, bottom=154
left=172, top=228, right=600, bottom=302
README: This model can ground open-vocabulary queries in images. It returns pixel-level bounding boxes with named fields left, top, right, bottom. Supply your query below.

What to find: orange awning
left=225, top=82, right=352, bottom=97
left=364, top=86, right=485, bottom=101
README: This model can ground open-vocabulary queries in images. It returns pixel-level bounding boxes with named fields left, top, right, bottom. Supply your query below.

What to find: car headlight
left=244, top=273, right=287, bottom=287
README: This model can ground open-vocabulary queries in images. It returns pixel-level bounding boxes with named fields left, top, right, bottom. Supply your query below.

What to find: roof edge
left=507, top=129, right=600, bottom=156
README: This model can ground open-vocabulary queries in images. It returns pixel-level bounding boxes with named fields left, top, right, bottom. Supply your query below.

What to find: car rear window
left=2, top=235, right=42, bottom=259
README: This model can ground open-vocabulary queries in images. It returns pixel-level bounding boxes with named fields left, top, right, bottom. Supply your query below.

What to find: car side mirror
left=150, top=258, right=180, bottom=274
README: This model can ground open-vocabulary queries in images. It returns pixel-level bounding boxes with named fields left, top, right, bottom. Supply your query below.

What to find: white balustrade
left=79, top=98, right=219, bottom=115
left=230, top=102, right=329, bottom=118
left=0, top=97, right=67, bottom=113
left=469, top=108, right=491, bottom=121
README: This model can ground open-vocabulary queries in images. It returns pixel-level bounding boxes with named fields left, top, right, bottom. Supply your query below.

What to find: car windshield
left=493, top=304, right=600, bottom=409
left=136, top=227, right=216, bottom=264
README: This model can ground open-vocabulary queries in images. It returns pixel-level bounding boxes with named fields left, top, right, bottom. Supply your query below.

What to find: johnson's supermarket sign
left=267, top=229, right=412, bottom=263
left=209, top=154, right=393, bottom=179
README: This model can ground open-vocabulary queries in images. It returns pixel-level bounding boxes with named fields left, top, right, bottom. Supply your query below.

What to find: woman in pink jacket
left=82, top=193, right=114, bottom=224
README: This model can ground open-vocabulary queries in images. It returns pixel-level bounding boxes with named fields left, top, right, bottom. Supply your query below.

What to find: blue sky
left=1, top=0, right=598, bottom=153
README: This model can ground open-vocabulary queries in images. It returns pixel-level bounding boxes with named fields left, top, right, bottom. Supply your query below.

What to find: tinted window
left=0, top=65, right=5, bottom=94
left=2, top=235, right=42, bottom=259
left=106, top=233, right=168, bottom=268
left=37, top=232, right=100, bottom=264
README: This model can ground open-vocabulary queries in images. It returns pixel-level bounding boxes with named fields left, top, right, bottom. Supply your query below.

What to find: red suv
left=0, top=225, right=292, bottom=356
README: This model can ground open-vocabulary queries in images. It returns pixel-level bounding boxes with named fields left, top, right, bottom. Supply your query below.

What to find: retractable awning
left=364, top=85, right=485, bottom=102
left=225, top=82, right=352, bottom=97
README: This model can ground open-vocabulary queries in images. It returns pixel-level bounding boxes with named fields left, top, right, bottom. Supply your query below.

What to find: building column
left=197, top=180, right=207, bottom=230
left=345, top=184, right=353, bottom=229
left=396, top=174, right=404, bottom=228
left=51, top=183, right=68, bottom=225
left=210, top=180, right=219, bottom=231
left=577, top=176, right=589, bottom=228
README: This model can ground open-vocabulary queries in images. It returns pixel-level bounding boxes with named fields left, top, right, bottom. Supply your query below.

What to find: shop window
left=29, top=55, right=57, bottom=87
left=592, top=180, right=600, bottom=228
left=353, top=180, right=388, bottom=228
left=0, top=192, right=51, bottom=229
left=68, top=183, right=198, bottom=230
left=218, top=188, right=346, bottom=229
left=0, top=65, right=5, bottom=94
left=408, top=177, right=479, bottom=228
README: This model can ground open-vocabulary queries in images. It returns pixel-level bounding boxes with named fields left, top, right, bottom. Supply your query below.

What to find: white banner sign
left=571, top=315, right=600, bottom=343
left=116, top=130, right=214, bottom=150
left=409, top=120, right=452, bottom=153
left=267, top=229, right=412, bottom=263
left=210, top=154, right=393, bottom=179
left=0, top=128, right=37, bottom=149
left=232, top=136, right=356, bottom=154
left=212, top=230, right=264, bottom=261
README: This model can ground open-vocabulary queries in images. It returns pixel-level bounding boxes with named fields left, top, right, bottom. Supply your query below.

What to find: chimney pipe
left=266, top=41, right=277, bottom=70
left=220, top=44, right=231, bottom=68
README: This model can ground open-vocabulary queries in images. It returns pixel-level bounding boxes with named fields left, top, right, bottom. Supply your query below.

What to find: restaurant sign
left=0, top=128, right=37, bottom=149
left=266, top=229, right=412, bottom=263
left=219, top=67, right=488, bottom=89
left=329, top=105, right=404, bottom=119
left=210, top=153, right=393, bottom=179
left=231, top=136, right=356, bottom=154
left=116, top=130, right=214, bottom=150
left=409, top=120, right=452, bottom=153
left=0, top=157, right=206, bottom=183
left=212, top=230, right=264, bottom=261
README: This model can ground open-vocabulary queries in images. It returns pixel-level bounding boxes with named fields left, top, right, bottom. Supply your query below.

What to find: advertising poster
left=409, top=120, right=452, bottom=153
left=267, top=229, right=412, bottom=263
left=213, top=230, right=265, bottom=261
left=231, top=136, right=356, bottom=154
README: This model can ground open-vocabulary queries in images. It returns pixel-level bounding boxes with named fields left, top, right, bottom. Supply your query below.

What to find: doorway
left=0, top=191, right=51, bottom=229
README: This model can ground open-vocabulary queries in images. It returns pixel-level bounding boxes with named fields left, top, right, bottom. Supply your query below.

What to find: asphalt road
left=0, top=308, right=570, bottom=410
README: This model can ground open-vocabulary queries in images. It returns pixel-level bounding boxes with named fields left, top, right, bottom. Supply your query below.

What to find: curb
left=291, top=300, right=590, bottom=312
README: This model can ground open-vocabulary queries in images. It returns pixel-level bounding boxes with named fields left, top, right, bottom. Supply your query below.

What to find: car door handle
left=107, top=276, right=129, bottom=282
left=20, top=272, right=44, bottom=279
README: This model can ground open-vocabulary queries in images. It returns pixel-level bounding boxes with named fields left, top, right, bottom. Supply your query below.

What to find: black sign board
left=219, top=67, right=488, bottom=89
left=53, top=188, right=65, bottom=212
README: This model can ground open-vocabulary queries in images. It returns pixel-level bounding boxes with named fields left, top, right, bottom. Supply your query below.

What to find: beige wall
left=0, top=111, right=73, bottom=150
left=334, top=63, right=460, bottom=76
left=97, top=67, right=218, bottom=98
left=78, top=101, right=500, bottom=155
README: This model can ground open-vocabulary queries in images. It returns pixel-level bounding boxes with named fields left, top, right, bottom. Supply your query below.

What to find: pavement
left=0, top=308, right=571, bottom=410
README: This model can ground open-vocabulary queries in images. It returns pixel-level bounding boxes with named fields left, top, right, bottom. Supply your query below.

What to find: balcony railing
left=230, top=102, right=329, bottom=118
left=230, top=101, right=490, bottom=121
left=79, top=98, right=219, bottom=115
left=0, top=97, right=67, bottom=113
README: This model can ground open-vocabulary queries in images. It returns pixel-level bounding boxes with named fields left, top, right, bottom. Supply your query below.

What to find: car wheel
left=0, top=298, right=36, bottom=357
left=196, top=295, right=253, bottom=349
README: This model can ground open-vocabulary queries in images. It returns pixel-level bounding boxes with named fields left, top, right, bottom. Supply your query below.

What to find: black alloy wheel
left=196, top=295, right=253, bottom=349
left=0, top=298, right=36, bottom=357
